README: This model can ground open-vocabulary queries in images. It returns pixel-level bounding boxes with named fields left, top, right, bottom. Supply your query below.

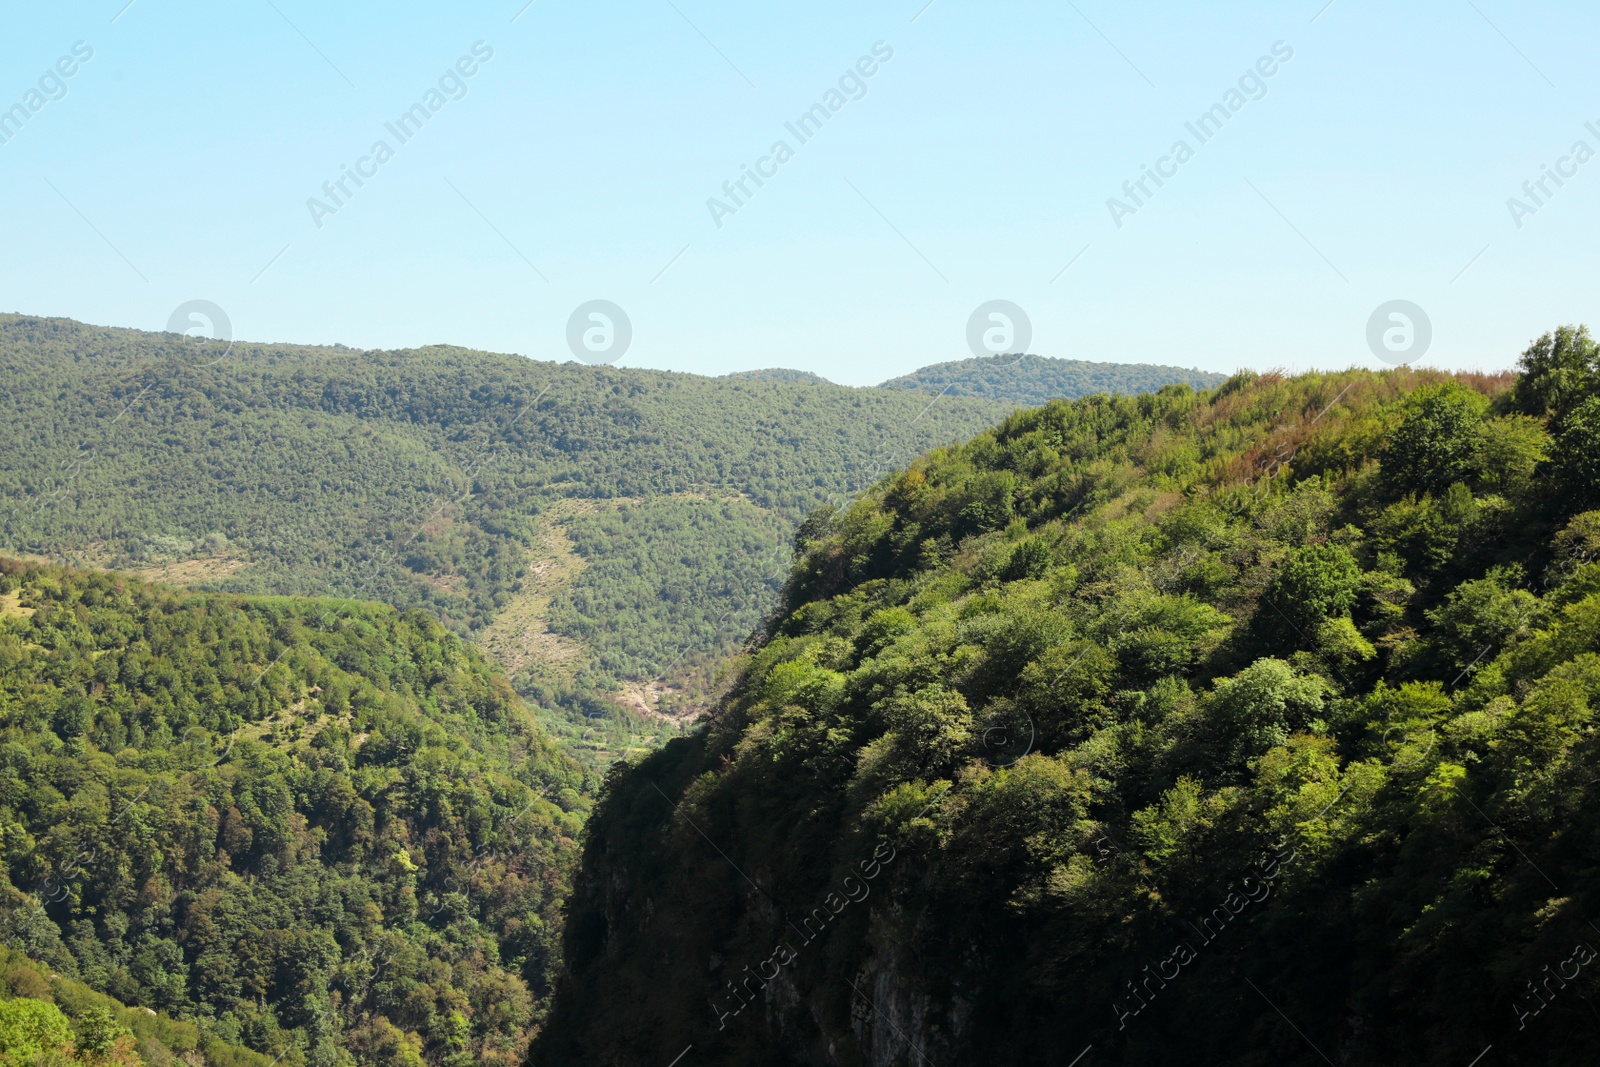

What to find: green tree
left=1424, top=569, right=1538, bottom=677
left=1263, top=544, right=1362, bottom=645
left=1379, top=382, right=1489, bottom=496
left=860, top=685, right=973, bottom=782
left=1474, top=415, right=1548, bottom=494
left=1203, top=657, right=1329, bottom=766
left=1551, top=395, right=1600, bottom=507
left=1510, top=323, right=1600, bottom=417
left=70, top=1007, right=125, bottom=1058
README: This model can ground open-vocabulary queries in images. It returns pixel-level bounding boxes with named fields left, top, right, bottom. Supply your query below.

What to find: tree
left=1203, top=657, right=1329, bottom=767
left=71, top=1006, right=126, bottom=1058
left=1551, top=395, right=1600, bottom=507
left=1474, top=415, right=1548, bottom=495
left=1379, top=382, right=1489, bottom=496
left=1424, top=570, right=1538, bottom=678
left=1510, top=324, right=1600, bottom=417
left=1263, top=544, right=1362, bottom=645
left=861, top=685, right=973, bottom=781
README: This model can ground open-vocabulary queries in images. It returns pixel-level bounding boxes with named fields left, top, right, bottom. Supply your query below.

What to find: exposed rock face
left=540, top=768, right=969, bottom=1067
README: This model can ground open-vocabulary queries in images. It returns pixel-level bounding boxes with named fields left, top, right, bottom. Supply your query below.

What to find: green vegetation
left=718, top=369, right=831, bottom=384
left=544, top=495, right=793, bottom=682
left=0, top=944, right=269, bottom=1067
left=0, top=315, right=1010, bottom=735
left=878, top=352, right=1227, bottom=405
left=0, top=560, right=587, bottom=1067
left=540, top=329, right=1600, bottom=1066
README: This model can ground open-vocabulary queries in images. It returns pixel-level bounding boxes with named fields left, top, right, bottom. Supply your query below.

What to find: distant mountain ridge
left=0, top=314, right=1013, bottom=765
left=0, top=313, right=1233, bottom=769
left=719, top=368, right=833, bottom=384
left=878, top=352, right=1227, bottom=405
left=719, top=356, right=1226, bottom=405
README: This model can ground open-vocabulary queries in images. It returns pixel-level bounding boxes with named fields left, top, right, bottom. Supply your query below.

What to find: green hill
left=0, top=314, right=1015, bottom=761
left=0, top=558, right=585, bottom=1067
left=537, top=327, right=1600, bottom=1066
left=878, top=352, right=1227, bottom=405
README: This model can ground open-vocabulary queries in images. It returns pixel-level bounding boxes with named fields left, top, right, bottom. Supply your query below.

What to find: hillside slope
left=878, top=352, right=1227, bottom=404
left=537, top=327, right=1600, bottom=1066
left=0, top=559, right=586, bottom=1067
left=0, top=315, right=1011, bottom=727
left=0, top=944, right=269, bottom=1067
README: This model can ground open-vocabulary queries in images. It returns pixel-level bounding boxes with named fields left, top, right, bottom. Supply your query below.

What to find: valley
left=0, top=316, right=1211, bottom=768
left=5, top=316, right=1600, bottom=1066
left=0, top=5, right=1581, bottom=1063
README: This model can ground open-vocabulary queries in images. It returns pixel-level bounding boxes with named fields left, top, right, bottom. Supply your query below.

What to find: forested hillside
left=0, top=944, right=269, bottom=1067
left=0, top=559, right=587, bottom=1067
left=0, top=315, right=1011, bottom=747
left=539, top=327, right=1600, bottom=1066
left=878, top=352, right=1226, bottom=404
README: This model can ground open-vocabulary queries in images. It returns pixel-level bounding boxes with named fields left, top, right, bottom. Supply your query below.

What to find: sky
left=1, top=0, right=1596, bottom=386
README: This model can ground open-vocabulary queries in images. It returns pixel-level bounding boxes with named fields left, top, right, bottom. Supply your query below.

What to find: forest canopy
left=877, top=352, right=1226, bottom=405
left=0, top=560, right=586, bottom=1067
left=0, top=316, right=1219, bottom=720
left=539, top=327, right=1600, bottom=1067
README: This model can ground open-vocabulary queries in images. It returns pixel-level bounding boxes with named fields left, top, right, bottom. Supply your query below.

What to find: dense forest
left=0, top=317, right=1218, bottom=743
left=0, top=560, right=588, bottom=1067
left=19, top=312, right=1600, bottom=1065
left=878, top=353, right=1226, bottom=404
left=0, top=315, right=1017, bottom=739
left=539, top=327, right=1600, bottom=1066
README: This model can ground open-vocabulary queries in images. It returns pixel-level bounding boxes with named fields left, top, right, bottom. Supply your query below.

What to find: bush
left=0, top=999, right=75, bottom=1063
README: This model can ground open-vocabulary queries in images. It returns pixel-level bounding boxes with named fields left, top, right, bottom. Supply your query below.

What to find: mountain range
left=0, top=315, right=1219, bottom=767
left=8, top=312, right=1600, bottom=1067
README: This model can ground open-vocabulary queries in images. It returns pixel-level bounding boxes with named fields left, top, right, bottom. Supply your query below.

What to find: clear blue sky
left=2, top=0, right=1595, bottom=385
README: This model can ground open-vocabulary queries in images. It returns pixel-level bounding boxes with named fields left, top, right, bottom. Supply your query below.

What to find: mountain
left=0, top=316, right=1218, bottom=769
left=536, top=327, right=1600, bottom=1066
left=878, top=352, right=1227, bottom=405
left=0, top=314, right=1014, bottom=763
left=0, top=557, right=586, bottom=1066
